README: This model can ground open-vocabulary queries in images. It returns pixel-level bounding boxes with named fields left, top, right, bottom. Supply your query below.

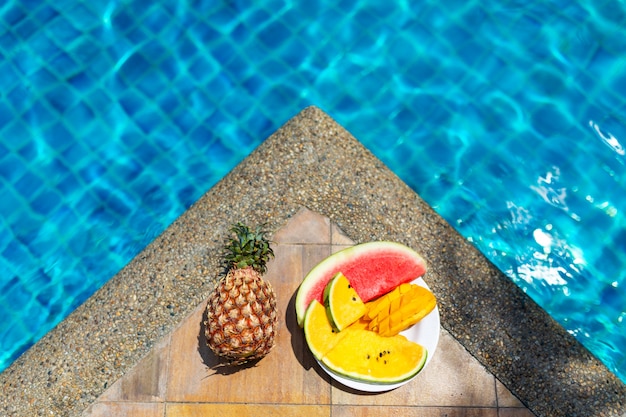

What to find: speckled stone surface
left=1, top=106, right=624, bottom=417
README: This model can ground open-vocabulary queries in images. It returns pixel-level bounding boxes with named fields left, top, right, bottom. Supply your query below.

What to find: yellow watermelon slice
left=323, top=272, right=367, bottom=331
left=303, top=300, right=344, bottom=359
left=303, top=299, right=428, bottom=385
left=321, top=329, right=427, bottom=384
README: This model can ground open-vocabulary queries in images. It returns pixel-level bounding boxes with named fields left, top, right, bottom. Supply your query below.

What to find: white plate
left=314, top=277, right=440, bottom=392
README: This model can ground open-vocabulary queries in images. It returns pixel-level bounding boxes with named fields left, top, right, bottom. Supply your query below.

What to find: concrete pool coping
left=0, top=106, right=624, bottom=417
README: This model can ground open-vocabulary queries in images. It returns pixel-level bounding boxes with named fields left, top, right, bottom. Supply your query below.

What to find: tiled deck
left=83, top=208, right=534, bottom=417
left=1, top=107, right=624, bottom=417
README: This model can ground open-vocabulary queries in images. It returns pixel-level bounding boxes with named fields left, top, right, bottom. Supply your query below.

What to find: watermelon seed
left=384, top=360, right=387, bottom=364
left=351, top=297, right=356, bottom=301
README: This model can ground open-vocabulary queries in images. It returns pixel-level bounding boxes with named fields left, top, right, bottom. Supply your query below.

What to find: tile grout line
left=494, top=373, right=500, bottom=417
left=161, top=401, right=335, bottom=405
left=162, top=331, right=173, bottom=417
left=327, top=217, right=335, bottom=415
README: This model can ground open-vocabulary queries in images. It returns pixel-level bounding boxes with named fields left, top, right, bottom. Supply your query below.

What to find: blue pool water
left=1, top=0, right=625, bottom=381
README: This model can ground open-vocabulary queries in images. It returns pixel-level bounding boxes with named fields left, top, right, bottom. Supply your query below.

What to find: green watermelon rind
left=322, top=272, right=340, bottom=331
left=295, top=241, right=427, bottom=328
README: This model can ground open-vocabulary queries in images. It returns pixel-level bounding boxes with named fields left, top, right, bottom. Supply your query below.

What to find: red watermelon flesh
left=295, top=241, right=427, bottom=327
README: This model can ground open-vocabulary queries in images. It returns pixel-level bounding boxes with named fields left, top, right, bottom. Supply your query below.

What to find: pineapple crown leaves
left=224, top=222, right=274, bottom=274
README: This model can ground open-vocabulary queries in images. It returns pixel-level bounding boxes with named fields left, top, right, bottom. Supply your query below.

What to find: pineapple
left=204, top=222, right=278, bottom=365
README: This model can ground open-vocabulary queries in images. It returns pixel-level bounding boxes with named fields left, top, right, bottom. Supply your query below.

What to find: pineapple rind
left=205, top=267, right=278, bottom=365
left=205, top=222, right=278, bottom=365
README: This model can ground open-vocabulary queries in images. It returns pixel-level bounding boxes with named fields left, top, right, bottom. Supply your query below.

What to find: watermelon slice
left=295, top=241, right=427, bottom=327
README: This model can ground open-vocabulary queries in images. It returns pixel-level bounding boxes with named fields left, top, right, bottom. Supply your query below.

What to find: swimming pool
left=1, top=0, right=624, bottom=381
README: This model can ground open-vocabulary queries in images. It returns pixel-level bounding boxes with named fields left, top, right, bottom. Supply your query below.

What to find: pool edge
left=1, top=106, right=624, bottom=417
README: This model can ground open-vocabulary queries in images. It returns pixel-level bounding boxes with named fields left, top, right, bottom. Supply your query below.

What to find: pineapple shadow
left=197, top=302, right=262, bottom=376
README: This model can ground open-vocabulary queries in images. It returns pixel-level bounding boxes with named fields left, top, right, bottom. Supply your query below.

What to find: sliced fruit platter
left=295, top=241, right=440, bottom=392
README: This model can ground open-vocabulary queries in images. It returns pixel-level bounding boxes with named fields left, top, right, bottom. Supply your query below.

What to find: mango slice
left=365, top=283, right=437, bottom=337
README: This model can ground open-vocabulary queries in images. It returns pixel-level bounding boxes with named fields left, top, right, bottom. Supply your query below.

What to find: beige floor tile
left=272, top=207, right=331, bottom=244
left=496, top=379, right=525, bottom=407
left=165, top=242, right=331, bottom=404
left=332, top=405, right=498, bottom=417
left=331, top=222, right=354, bottom=245
left=498, top=408, right=537, bottom=417
left=165, top=302, right=329, bottom=404
left=302, top=244, right=333, bottom=276
left=162, top=302, right=211, bottom=401
left=166, top=403, right=330, bottom=417
left=274, top=244, right=330, bottom=377
left=332, top=244, right=355, bottom=254
left=331, top=329, right=497, bottom=407
left=97, top=335, right=170, bottom=402
left=86, top=402, right=165, bottom=417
